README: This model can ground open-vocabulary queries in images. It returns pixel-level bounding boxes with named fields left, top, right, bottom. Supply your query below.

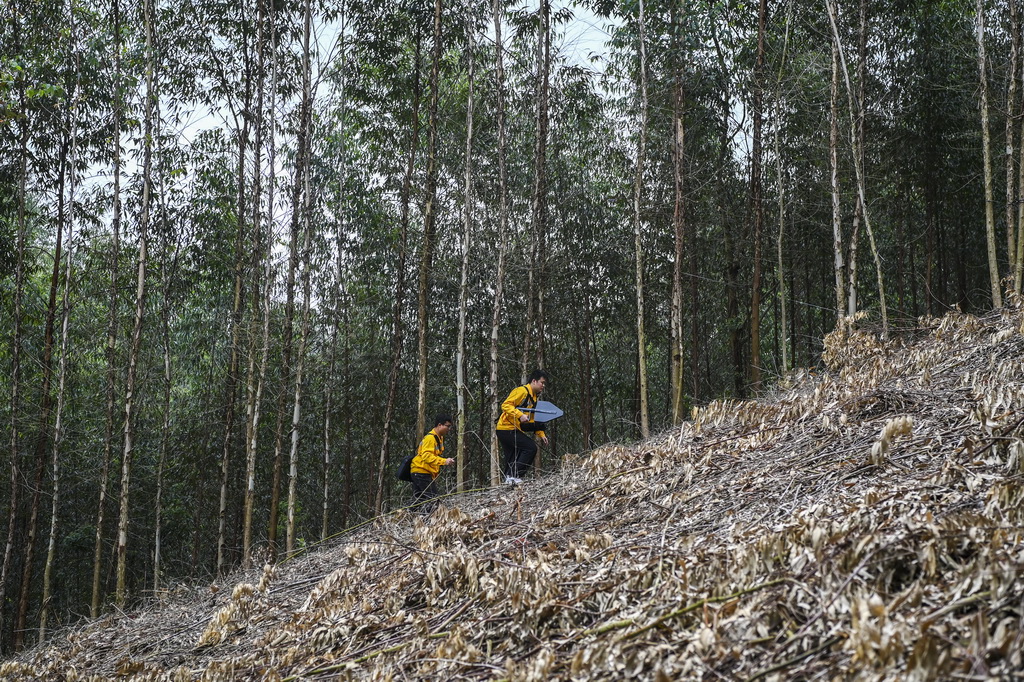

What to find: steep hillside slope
left=5, top=308, right=1024, bottom=680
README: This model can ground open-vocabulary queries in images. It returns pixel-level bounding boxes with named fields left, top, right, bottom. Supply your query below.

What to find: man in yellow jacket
left=496, top=369, right=550, bottom=484
left=410, top=413, right=454, bottom=511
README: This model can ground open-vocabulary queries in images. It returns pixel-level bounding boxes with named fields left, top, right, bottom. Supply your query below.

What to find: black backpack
left=396, top=434, right=441, bottom=482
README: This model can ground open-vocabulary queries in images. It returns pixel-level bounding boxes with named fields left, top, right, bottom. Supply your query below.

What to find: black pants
left=497, top=429, right=537, bottom=479
left=410, top=473, right=440, bottom=512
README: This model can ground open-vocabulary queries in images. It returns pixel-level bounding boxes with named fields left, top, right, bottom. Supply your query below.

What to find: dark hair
left=528, top=369, right=551, bottom=383
left=434, top=413, right=453, bottom=427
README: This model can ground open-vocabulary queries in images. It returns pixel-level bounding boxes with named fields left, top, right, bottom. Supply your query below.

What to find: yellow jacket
left=496, top=384, right=546, bottom=439
left=410, top=428, right=447, bottom=478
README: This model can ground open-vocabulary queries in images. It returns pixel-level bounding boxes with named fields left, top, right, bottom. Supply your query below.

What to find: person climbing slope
left=496, top=369, right=550, bottom=484
left=410, top=413, right=455, bottom=512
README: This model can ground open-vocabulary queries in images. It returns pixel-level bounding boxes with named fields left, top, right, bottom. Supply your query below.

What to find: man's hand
left=519, top=414, right=529, bottom=423
left=540, top=435, right=549, bottom=446
left=445, top=458, right=455, bottom=465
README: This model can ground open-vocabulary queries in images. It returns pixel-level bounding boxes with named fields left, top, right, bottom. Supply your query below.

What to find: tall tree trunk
left=711, top=28, right=744, bottom=398
left=826, top=0, right=888, bottom=334
left=14, top=138, right=68, bottom=650
left=669, top=6, right=686, bottom=426
left=1, top=17, right=29, bottom=649
left=153, top=244, right=173, bottom=592
left=217, top=109, right=249, bottom=576
left=773, top=0, right=794, bottom=370
left=1017, top=37, right=1024, bottom=293
left=286, top=0, right=314, bottom=555
left=243, top=0, right=276, bottom=567
left=749, top=0, right=766, bottom=389
left=1006, top=0, right=1020, bottom=290
left=521, top=0, right=550, bottom=380
left=577, top=297, right=594, bottom=449
left=633, top=0, right=650, bottom=438
left=40, top=56, right=81, bottom=631
left=91, top=0, right=122, bottom=618
left=40, top=168, right=77, bottom=642
left=845, top=0, right=866, bottom=317
left=489, top=0, right=510, bottom=486
left=416, top=0, right=442, bottom=437
left=321, top=4, right=347, bottom=542
left=829, top=39, right=845, bottom=319
left=114, top=0, right=155, bottom=605
left=374, top=34, right=420, bottom=513
left=456, top=16, right=475, bottom=493
left=976, top=0, right=1002, bottom=307
left=268, top=19, right=298, bottom=558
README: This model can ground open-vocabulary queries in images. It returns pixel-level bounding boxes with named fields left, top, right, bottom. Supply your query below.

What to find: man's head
left=527, top=369, right=550, bottom=394
left=434, top=413, right=453, bottom=435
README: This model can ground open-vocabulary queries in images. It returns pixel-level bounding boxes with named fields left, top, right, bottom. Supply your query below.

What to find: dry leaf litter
left=5, top=306, right=1024, bottom=681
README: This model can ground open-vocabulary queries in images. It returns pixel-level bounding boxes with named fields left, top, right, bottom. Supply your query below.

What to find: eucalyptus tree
left=488, top=0, right=510, bottom=485
left=976, top=0, right=1001, bottom=307
left=91, top=0, right=124, bottom=619
left=456, top=4, right=477, bottom=492
left=13, top=7, right=81, bottom=643
left=749, top=0, right=766, bottom=389
left=668, top=4, right=688, bottom=425
left=114, top=0, right=156, bottom=607
left=0, top=0, right=34, bottom=649
left=825, top=0, right=886, bottom=334
left=632, top=0, right=651, bottom=437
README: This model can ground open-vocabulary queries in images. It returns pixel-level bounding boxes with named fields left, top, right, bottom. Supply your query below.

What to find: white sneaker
left=505, top=476, right=522, bottom=485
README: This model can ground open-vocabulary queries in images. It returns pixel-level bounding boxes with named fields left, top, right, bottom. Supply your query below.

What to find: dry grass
left=6, top=304, right=1024, bottom=680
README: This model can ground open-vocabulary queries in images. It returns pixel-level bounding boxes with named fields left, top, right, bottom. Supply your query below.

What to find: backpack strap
left=517, top=385, right=537, bottom=412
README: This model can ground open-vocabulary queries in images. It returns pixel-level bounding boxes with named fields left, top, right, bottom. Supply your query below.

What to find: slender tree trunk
left=633, top=0, right=650, bottom=438
left=845, top=0, right=866, bottom=317
left=1006, top=0, right=1019, bottom=287
left=268, top=19, right=297, bottom=558
left=522, top=0, right=549, bottom=379
left=115, top=0, right=155, bottom=605
left=342, top=319, right=352, bottom=526
left=14, top=138, right=68, bottom=650
left=321, top=5, right=347, bottom=543
left=711, top=29, right=744, bottom=398
left=322, top=309, right=338, bottom=541
left=773, top=2, right=793, bottom=370
left=578, top=297, right=594, bottom=449
left=40, top=170, right=77, bottom=643
left=218, top=112, right=249, bottom=576
left=41, top=67, right=80, bottom=633
left=456, top=18, right=475, bottom=493
left=669, top=7, right=686, bottom=425
left=416, top=0, right=442, bottom=437
left=286, top=210, right=312, bottom=555
left=826, top=0, right=888, bottom=334
left=829, top=40, right=845, bottom=319
left=976, top=0, right=1002, bottom=307
left=489, top=0, right=510, bottom=486
left=91, top=0, right=122, bottom=618
left=374, top=34, right=420, bottom=513
left=286, top=0, right=314, bottom=555
left=1017, top=39, right=1024, bottom=293
left=2, top=23, right=30, bottom=650
left=153, top=247, right=173, bottom=592
left=533, top=0, right=550, bottom=376
left=749, top=0, right=766, bottom=390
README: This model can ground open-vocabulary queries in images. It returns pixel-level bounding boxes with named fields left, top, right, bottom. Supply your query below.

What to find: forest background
left=1, top=0, right=1022, bottom=656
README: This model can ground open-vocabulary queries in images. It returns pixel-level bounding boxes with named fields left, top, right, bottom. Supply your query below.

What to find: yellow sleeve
left=417, top=433, right=447, bottom=468
left=501, top=386, right=527, bottom=423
